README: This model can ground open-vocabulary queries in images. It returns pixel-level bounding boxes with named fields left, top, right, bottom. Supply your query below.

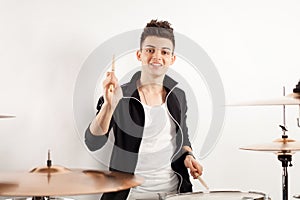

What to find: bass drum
left=164, top=190, right=271, bottom=200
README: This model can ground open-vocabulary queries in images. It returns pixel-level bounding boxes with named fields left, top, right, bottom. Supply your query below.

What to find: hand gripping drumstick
left=195, top=173, right=209, bottom=191
left=109, top=55, right=115, bottom=92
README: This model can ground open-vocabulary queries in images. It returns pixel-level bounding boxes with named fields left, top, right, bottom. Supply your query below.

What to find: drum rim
left=165, top=190, right=268, bottom=198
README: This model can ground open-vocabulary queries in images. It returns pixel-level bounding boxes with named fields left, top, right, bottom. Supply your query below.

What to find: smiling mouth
left=150, top=63, right=163, bottom=67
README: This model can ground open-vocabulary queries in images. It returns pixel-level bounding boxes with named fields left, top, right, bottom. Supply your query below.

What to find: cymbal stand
left=31, top=151, right=52, bottom=200
left=293, top=105, right=300, bottom=199
left=278, top=153, right=292, bottom=200
left=32, top=197, right=48, bottom=200
left=278, top=96, right=293, bottom=200
left=297, top=105, right=300, bottom=128
left=293, top=81, right=300, bottom=127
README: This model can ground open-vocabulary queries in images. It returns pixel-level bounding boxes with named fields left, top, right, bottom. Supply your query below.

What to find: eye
left=161, top=50, right=171, bottom=56
left=145, top=48, right=155, bottom=53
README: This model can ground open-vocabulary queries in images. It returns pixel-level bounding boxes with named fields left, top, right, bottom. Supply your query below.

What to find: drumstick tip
left=111, top=54, right=115, bottom=72
left=197, top=175, right=209, bottom=191
left=109, top=55, right=115, bottom=92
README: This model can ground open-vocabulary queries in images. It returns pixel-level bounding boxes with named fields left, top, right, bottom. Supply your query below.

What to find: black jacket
left=85, top=71, right=193, bottom=200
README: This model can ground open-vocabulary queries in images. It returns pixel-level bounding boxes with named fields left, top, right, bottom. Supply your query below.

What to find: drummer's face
left=137, top=36, right=176, bottom=76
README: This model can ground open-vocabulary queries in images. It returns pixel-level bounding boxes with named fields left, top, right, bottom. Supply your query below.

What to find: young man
left=85, top=20, right=203, bottom=200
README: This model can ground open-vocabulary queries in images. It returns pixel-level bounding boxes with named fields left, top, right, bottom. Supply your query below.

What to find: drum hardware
left=240, top=125, right=298, bottom=200
left=0, top=151, right=143, bottom=199
left=292, top=82, right=300, bottom=198
left=229, top=81, right=300, bottom=200
left=293, top=79, right=300, bottom=127
left=293, top=194, right=300, bottom=199
left=278, top=153, right=292, bottom=200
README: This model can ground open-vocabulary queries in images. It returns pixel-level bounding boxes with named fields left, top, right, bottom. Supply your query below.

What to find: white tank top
left=130, top=103, right=178, bottom=196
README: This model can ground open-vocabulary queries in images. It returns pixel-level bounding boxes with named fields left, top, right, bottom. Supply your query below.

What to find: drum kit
left=1, top=81, right=300, bottom=200
left=162, top=81, right=300, bottom=200
left=229, top=80, right=300, bottom=200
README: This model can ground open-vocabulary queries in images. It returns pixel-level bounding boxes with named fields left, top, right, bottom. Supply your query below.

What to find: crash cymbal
left=0, top=182, right=18, bottom=192
left=240, top=138, right=300, bottom=153
left=0, top=165, right=143, bottom=197
left=228, top=93, right=300, bottom=106
left=0, top=115, right=15, bottom=118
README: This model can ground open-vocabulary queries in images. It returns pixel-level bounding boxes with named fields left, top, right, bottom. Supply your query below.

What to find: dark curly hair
left=140, top=19, right=175, bottom=51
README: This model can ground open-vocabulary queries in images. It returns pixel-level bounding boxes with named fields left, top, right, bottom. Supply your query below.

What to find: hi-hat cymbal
left=0, top=165, right=143, bottom=197
left=240, top=138, right=300, bottom=153
left=228, top=93, right=300, bottom=106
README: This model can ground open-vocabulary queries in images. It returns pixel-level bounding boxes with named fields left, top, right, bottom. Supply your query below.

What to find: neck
left=140, top=73, right=165, bottom=92
left=137, top=79, right=166, bottom=106
left=138, top=80, right=164, bottom=93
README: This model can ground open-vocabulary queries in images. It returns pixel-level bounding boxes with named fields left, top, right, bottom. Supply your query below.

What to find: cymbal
left=0, top=115, right=15, bottom=118
left=228, top=93, right=300, bottom=106
left=0, top=165, right=143, bottom=197
left=240, top=138, right=300, bottom=153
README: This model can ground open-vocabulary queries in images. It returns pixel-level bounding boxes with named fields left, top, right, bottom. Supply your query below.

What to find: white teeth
left=151, top=63, right=162, bottom=67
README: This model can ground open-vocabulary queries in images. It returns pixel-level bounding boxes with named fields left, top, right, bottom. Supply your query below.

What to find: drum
left=3, top=198, right=74, bottom=200
left=164, top=190, right=270, bottom=200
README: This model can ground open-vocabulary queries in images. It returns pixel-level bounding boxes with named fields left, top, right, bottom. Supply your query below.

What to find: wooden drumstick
left=195, top=173, right=209, bottom=191
left=109, top=55, right=115, bottom=92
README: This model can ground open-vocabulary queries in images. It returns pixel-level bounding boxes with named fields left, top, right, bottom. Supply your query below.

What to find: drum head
left=164, top=190, right=270, bottom=200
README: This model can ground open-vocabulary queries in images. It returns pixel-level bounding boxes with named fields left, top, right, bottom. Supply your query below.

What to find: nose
left=152, top=49, right=162, bottom=60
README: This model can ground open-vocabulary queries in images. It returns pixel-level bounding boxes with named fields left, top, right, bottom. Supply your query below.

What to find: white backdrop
left=1, top=0, right=300, bottom=199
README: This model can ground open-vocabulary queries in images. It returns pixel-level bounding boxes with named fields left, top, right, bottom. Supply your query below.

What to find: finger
left=110, top=74, right=118, bottom=84
left=106, top=71, right=115, bottom=79
left=188, top=160, right=198, bottom=172
left=103, top=73, right=117, bottom=86
left=194, top=167, right=203, bottom=177
left=189, top=163, right=202, bottom=178
left=109, top=84, right=114, bottom=92
left=109, top=77, right=119, bottom=92
left=190, top=171, right=197, bottom=179
left=103, top=78, right=113, bottom=88
left=193, top=170, right=202, bottom=177
left=193, top=162, right=202, bottom=172
left=189, top=166, right=197, bottom=173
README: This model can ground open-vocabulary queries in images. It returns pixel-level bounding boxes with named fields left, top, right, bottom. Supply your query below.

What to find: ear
left=136, top=50, right=142, bottom=61
left=170, top=54, right=176, bottom=65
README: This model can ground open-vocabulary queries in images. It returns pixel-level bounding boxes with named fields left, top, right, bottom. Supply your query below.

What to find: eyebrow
left=144, top=45, right=172, bottom=51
